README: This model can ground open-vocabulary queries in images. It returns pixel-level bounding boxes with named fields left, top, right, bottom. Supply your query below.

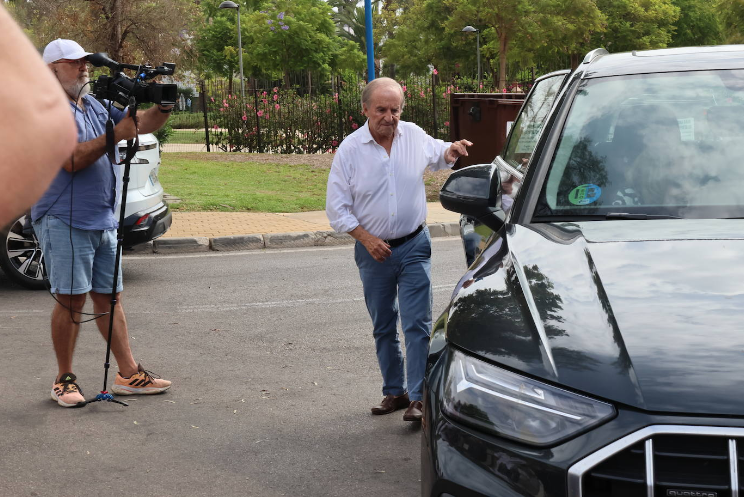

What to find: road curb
left=153, top=236, right=210, bottom=254
left=143, top=222, right=460, bottom=254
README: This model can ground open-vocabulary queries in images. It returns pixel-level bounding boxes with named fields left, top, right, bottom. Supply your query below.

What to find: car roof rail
left=582, top=48, right=609, bottom=65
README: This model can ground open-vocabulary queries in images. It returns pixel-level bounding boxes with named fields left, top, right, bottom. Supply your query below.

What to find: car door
left=459, top=70, right=570, bottom=266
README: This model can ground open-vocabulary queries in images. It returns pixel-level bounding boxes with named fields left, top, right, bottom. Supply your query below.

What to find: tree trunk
left=111, top=0, right=122, bottom=61
left=498, top=33, right=508, bottom=90
left=570, top=53, right=580, bottom=70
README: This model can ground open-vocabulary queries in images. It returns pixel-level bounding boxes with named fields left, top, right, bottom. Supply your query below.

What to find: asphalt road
left=0, top=237, right=466, bottom=496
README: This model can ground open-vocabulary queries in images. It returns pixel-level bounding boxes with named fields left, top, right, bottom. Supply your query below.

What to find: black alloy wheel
left=0, top=213, right=47, bottom=290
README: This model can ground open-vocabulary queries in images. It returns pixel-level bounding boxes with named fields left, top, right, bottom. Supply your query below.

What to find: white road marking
left=174, top=284, right=453, bottom=313
left=0, top=284, right=455, bottom=316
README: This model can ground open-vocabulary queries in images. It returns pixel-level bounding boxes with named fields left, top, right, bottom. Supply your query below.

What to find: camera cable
left=37, top=80, right=110, bottom=324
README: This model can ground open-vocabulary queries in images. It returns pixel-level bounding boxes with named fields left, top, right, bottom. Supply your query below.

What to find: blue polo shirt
left=32, top=96, right=127, bottom=231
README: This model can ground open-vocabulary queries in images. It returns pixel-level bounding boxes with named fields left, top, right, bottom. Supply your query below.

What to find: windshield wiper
left=605, top=212, right=681, bottom=220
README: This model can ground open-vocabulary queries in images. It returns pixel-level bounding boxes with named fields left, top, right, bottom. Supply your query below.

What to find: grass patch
left=168, top=129, right=208, bottom=144
left=159, top=153, right=329, bottom=212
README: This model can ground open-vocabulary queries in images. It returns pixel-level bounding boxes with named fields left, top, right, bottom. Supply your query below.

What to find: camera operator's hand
left=114, top=109, right=138, bottom=142
left=62, top=109, right=139, bottom=173
left=137, top=103, right=173, bottom=135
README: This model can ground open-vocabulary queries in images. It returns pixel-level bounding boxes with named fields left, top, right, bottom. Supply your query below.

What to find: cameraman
left=33, top=39, right=173, bottom=408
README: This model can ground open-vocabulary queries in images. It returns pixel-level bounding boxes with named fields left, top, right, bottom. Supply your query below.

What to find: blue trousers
left=354, top=227, right=432, bottom=401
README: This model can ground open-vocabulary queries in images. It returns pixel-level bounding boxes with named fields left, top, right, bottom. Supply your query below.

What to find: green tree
left=195, top=0, right=361, bottom=86
left=384, top=0, right=602, bottom=86
left=194, top=9, right=244, bottom=79
left=330, top=38, right=367, bottom=73
left=381, top=0, right=470, bottom=77
left=444, top=0, right=540, bottom=88
left=8, top=0, right=198, bottom=66
left=242, top=0, right=337, bottom=86
left=333, top=1, right=379, bottom=56
left=717, top=0, right=744, bottom=44
left=590, top=0, right=680, bottom=52
left=529, top=0, right=606, bottom=68
left=331, top=1, right=383, bottom=77
left=668, top=0, right=722, bottom=47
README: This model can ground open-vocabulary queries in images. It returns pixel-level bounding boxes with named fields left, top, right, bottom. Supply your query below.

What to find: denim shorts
left=33, top=215, right=123, bottom=295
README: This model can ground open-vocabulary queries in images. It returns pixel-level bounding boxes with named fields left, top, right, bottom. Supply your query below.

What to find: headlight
left=442, top=349, right=615, bottom=446
left=119, top=152, right=149, bottom=164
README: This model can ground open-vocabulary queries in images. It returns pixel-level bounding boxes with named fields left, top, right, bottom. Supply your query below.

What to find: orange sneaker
left=51, top=373, right=87, bottom=408
left=111, top=364, right=171, bottom=395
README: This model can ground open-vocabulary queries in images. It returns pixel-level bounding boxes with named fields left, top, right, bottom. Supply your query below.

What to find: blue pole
left=364, top=0, right=375, bottom=81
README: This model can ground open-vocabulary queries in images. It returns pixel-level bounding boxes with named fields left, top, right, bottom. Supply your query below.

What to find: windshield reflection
left=537, top=70, right=744, bottom=219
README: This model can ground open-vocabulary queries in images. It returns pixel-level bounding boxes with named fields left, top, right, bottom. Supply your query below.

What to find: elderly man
left=326, top=77, right=471, bottom=422
left=33, top=39, right=173, bottom=408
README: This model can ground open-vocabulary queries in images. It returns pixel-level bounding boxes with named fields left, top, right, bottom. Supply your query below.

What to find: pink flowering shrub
left=204, top=73, right=514, bottom=152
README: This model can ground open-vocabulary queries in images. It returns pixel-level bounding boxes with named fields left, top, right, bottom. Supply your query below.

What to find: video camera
left=87, top=52, right=177, bottom=110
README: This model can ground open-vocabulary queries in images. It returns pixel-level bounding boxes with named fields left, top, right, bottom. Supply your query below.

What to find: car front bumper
left=422, top=345, right=744, bottom=497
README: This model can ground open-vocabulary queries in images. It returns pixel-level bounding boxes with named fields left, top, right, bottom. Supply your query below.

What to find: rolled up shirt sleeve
left=424, top=134, right=455, bottom=172
left=326, top=149, right=360, bottom=234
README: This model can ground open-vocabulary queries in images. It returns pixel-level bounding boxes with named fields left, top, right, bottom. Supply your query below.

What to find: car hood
left=446, top=219, right=744, bottom=415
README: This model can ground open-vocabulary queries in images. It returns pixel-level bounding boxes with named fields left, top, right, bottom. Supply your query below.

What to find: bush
left=201, top=74, right=527, bottom=152
left=154, top=120, right=174, bottom=148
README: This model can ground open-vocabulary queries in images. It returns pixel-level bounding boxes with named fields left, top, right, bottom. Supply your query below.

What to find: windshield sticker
left=568, top=184, right=602, bottom=205
left=515, top=122, right=542, bottom=153
left=677, top=117, right=694, bottom=141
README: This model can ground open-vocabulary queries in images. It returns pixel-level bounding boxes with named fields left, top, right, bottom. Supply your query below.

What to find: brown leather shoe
left=403, top=400, right=423, bottom=422
left=371, top=393, right=410, bottom=415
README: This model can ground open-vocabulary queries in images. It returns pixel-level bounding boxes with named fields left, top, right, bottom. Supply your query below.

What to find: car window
left=502, top=74, right=567, bottom=173
left=535, top=70, right=744, bottom=219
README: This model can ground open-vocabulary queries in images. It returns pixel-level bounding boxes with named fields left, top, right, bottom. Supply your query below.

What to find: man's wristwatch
left=157, top=105, right=174, bottom=114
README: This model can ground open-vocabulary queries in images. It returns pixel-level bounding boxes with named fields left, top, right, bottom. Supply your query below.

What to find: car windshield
left=502, top=73, right=566, bottom=172
left=534, top=69, right=744, bottom=219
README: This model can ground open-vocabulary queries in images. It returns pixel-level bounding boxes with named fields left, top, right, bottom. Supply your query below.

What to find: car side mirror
left=439, top=164, right=506, bottom=231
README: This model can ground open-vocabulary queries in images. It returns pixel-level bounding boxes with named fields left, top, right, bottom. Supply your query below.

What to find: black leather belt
left=384, top=224, right=425, bottom=248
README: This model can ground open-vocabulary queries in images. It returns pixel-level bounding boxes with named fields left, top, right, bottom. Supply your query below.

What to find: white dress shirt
left=326, top=120, right=454, bottom=240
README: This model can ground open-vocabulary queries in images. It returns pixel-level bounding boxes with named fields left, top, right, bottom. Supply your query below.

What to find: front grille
left=568, top=426, right=744, bottom=497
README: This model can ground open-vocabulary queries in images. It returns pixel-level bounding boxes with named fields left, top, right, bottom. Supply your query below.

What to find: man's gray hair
left=361, top=77, right=405, bottom=109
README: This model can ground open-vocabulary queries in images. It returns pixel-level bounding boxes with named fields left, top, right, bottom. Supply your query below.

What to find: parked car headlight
left=442, top=349, right=615, bottom=446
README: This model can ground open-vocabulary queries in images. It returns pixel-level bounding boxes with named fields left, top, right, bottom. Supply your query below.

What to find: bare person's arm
left=0, top=4, right=77, bottom=226
left=59, top=112, right=137, bottom=173
left=349, top=225, right=392, bottom=262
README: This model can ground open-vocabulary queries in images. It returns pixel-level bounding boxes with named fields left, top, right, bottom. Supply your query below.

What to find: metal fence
left=163, top=67, right=552, bottom=153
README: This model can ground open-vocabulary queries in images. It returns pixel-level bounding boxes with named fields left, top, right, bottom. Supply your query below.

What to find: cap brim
left=70, top=50, right=93, bottom=61
left=47, top=50, right=92, bottom=63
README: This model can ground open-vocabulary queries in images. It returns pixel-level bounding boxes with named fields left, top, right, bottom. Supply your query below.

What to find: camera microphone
left=87, top=52, right=120, bottom=71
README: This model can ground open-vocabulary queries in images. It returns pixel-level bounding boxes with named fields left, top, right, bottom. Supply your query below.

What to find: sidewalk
left=139, top=202, right=461, bottom=254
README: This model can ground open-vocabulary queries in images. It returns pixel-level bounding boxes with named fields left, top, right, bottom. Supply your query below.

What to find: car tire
left=0, top=213, right=48, bottom=290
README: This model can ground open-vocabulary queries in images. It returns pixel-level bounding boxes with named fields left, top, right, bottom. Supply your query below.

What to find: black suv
left=424, top=46, right=744, bottom=496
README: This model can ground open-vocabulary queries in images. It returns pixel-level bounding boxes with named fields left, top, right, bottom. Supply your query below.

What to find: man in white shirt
left=326, top=77, right=471, bottom=422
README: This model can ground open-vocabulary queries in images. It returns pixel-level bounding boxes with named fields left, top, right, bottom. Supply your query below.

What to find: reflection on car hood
left=446, top=219, right=744, bottom=415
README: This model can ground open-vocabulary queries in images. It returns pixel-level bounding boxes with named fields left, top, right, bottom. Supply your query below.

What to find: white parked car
left=0, top=133, right=171, bottom=290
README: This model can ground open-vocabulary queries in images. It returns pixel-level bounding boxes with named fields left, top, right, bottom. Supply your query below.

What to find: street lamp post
left=219, top=1, right=245, bottom=101
left=462, top=25, right=481, bottom=88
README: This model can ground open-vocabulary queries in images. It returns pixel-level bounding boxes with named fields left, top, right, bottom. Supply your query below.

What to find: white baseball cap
left=42, top=39, right=92, bottom=64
